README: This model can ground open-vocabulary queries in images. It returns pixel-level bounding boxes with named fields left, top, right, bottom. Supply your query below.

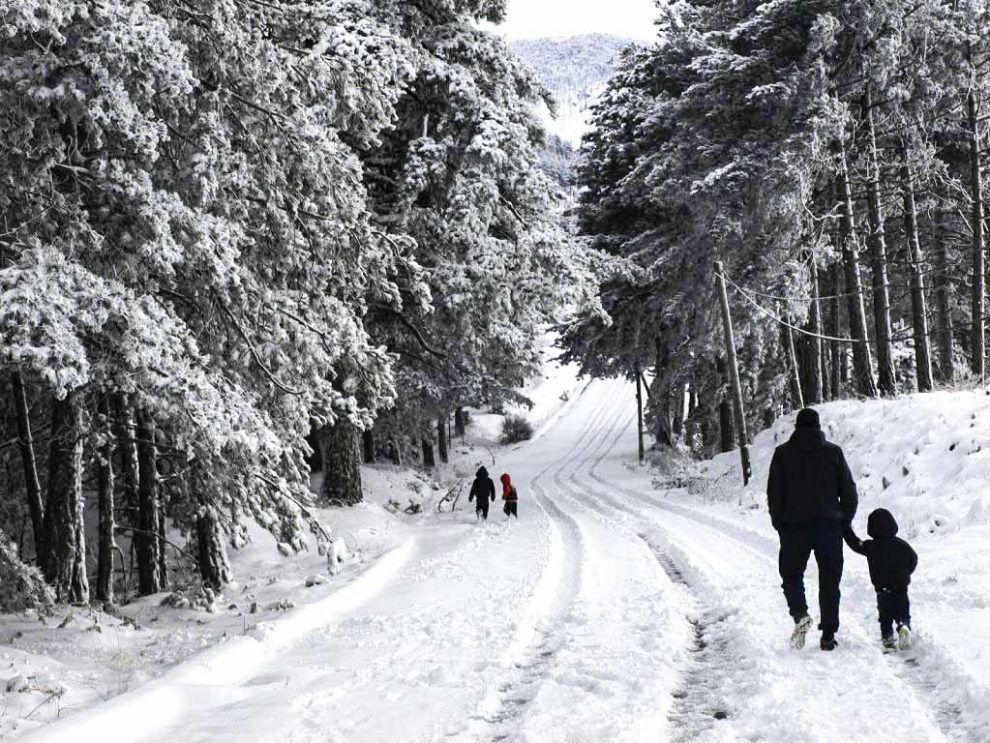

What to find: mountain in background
left=511, top=34, right=635, bottom=147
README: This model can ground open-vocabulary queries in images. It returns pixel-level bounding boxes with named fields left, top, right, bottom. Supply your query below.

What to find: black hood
left=789, top=428, right=825, bottom=452
left=867, top=508, right=898, bottom=539
left=475, top=466, right=489, bottom=480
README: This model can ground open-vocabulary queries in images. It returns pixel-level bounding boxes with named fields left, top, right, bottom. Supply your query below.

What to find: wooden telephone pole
left=634, top=363, right=645, bottom=463
left=714, top=262, right=752, bottom=485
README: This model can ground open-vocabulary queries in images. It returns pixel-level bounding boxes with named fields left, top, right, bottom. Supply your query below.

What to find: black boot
left=820, top=632, right=838, bottom=651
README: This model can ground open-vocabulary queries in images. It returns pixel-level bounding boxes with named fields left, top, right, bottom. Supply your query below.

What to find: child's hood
left=867, top=508, right=898, bottom=539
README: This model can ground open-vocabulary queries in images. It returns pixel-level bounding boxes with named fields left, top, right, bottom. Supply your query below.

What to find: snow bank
left=702, top=390, right=990, bottom=541
left=15, top=538, right=415, bottom=743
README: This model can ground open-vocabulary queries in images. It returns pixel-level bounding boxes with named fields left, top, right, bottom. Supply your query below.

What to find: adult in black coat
left=767, top=408, right=858, bottom=650
left=844, top=508, right=918, bottom=644
left=468, top=466, right=496, bottom=520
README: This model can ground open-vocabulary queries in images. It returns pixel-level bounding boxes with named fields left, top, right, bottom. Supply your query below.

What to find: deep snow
left=4, top=366, right=990, bottom=741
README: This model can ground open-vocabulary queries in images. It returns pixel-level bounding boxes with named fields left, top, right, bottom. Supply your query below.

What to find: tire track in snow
left=556, top=410, right=744, bottom=740
left=461, top=383, right=626, bottom=740
left=637, top=533, right=740, bottom=740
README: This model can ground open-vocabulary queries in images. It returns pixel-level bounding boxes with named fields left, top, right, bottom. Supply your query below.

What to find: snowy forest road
left=22, top=380, right=989, bottom=743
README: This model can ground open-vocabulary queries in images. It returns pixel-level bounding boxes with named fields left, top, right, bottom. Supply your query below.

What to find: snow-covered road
left=23, top=380, right=990, bottom=742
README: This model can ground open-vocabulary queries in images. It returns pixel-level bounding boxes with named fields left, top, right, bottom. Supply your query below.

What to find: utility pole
left=714, top=261, right=752, bottom=485
left=634, top=363, right=645, bottom=463
left=781, top=308, right=804, bottom=411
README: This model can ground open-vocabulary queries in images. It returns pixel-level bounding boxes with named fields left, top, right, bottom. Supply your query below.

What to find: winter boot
left=820, top=633, right=838, bottom=652
left=790, top=614, right=814, bottom=650
left=897, top=624, right=912, bottom=651
left=882, top=634, right=897, bottom=651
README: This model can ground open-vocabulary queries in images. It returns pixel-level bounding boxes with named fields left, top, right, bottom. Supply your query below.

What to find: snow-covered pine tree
left=360, top=0, right=600, bottom=465
left=0, top=0, right=420, bottom=596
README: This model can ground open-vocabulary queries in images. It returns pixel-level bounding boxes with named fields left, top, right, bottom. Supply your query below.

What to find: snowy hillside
left=511, top=34, right=634, bottom=145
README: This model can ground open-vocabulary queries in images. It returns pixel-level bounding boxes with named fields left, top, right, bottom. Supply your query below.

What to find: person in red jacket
left=500, top=473, right=518, bottom=518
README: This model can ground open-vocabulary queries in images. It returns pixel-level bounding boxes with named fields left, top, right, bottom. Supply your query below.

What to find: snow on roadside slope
left=15, top=539, right=416, bottom=743
left=0, top=496, right=412, bottom=742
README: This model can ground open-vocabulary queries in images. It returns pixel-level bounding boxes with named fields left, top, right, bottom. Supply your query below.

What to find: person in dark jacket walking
left=468, top=466, right=496, bottom=520
left=500, top=473, right=518, bottom=518
left=844, top=508, right=918, bottom=650
left=767, top=408, right=858, bottom=651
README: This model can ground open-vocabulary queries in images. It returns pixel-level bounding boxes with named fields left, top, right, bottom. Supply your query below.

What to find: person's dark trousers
left=877, top=586, right=910, bottom=637
left=778, top=522, right=844, bottom=634
left=477, top=505, right=489, bottom=521
left=504, top=502, right=517, bottom=518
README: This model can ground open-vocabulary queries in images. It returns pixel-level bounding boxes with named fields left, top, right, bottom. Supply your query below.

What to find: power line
left=721, top=260, right=963, bottom=303
left=716, top=269, right=865, bottom=344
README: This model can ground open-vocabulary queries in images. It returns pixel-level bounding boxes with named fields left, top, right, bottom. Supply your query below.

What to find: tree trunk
left=362, top=428, right=376, bottom=465
left=934, top=206, right=955, bottom=383
left=421, top=437, right=435, bottom=469
left=685, top=384, right=698, bottom=449
left=672, top=384, right=686, bottom=437
left=95, top=397, right=116, bottom=604
left=783, top=314, right=804, bottom=411
left=322, top=420, right=363, bottom=506
left=862, top=88, right=897, bottom=396
left=135, top=410, right=161, bottom=595
left=43, top=392, right=89, bottom=604
left=652, top=339, right=674, bottom=447
left=157, top=502, right=169, bottom=591
left=386, top=437, right=402, bottom=466
left=828, top=263, right=843, bottom=400
left=718, top=399, right=734, bottom=454
left=437, top=414, right=449, bottom=464
left=901, top=151, right=934, bottom=392
left=837, top=150, right=879, bottom=397
left=806, top=259, right=824, bottom=404
left=968, top=85, right=985, bottom=379
left=113, top=394, right=140, bottom=508
left=635, top=365, right=645, bottom=462
left=194, top=465, right=231, bottom=592
left=454, top=407, right=466, bottom=438
left=11, top=371, right=45, bottom=561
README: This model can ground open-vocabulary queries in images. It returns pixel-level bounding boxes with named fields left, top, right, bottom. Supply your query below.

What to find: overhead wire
left=716, top=269, right=865, bottom=344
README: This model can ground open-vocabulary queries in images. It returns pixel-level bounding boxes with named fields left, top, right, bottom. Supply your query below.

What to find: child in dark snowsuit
left=500, top=473, right=518, bottom=518
left=468, top=467, right=496, bottom=520
left=843, top=508, right=918, bottom=650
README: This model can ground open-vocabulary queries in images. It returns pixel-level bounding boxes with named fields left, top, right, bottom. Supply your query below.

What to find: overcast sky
left=495, top=0, right=659, bottom=42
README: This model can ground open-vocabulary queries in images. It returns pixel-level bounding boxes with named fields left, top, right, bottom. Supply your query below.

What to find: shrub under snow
left=500, top=414, right=534, bottom=444
left=0, top=532, right=54, bottom=613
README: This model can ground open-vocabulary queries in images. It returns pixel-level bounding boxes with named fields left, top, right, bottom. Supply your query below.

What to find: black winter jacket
left=844, top=509, right=918, bottom=589
left=468, top=467, right=495, bottom=506
left=767, top=428, right=858, bottom=529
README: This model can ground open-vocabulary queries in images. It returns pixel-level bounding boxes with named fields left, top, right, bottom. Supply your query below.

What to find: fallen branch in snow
left=437, top=481, right=465, bottom=513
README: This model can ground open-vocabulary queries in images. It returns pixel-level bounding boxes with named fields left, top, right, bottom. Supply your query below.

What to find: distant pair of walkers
left=468, top=467, right=518, bottom=520
left=768, top=408, right=918, bottom=652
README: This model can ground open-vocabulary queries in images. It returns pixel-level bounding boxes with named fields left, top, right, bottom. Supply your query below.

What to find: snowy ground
left=4, top=367, right=990, bottom=741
